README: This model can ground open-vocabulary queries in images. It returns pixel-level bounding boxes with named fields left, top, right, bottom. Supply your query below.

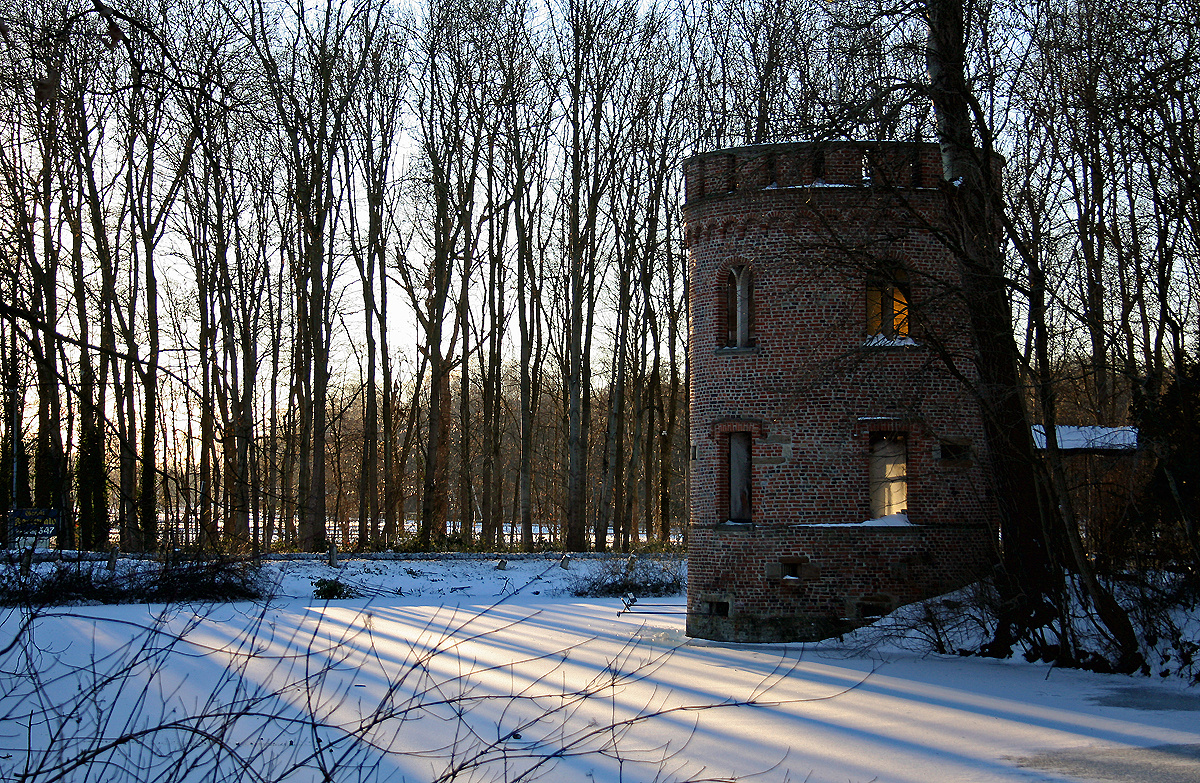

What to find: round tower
left=683, top=141, right=999, bottom=643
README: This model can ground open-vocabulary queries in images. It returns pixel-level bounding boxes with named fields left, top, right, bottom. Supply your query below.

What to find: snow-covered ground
left=1, top=554, right=1198, bottom=782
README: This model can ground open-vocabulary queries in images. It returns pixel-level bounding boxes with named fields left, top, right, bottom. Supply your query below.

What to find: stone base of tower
left=685, top=523, right=998, bottom=644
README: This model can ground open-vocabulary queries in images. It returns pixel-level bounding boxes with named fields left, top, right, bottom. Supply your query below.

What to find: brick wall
left=684, top=141, right=1001, bottom=643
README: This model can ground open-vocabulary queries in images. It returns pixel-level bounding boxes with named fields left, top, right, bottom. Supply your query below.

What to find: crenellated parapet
left=683, top=141, right=945, bottom=204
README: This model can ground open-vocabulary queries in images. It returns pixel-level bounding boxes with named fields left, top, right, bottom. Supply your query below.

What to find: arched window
left=866, top=268, right=909, bottom=338
left=724, top=265, right=754, bottom=348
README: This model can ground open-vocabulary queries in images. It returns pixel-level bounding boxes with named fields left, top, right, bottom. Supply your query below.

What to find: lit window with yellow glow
left=866, top=270, right=909, bottom=337
left=869, top=432, right=907, bottom=518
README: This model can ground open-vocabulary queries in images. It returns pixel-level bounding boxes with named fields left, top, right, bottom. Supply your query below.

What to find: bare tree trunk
left=563, top=74, right=593, bottom=552
left=596, top=290, right=630, bottom=552
left=248, top=0, right=381, bottom=550
left=457, top=242, right=474, bottom=545
left=926, top=0, right=1140, bottom=671
left=479, top=171, right=507, bottom=548
left=502, top=21, right=549, bottom=551
left=198, top=242, right=218, bottom=549
left=660, top=208, right=685, bottom=544
left=927, top=0, right=1056, bottom=635
left=69, top=88, right=113, bottom=549
left=31, top=76, right=65, bottom=532
left=395, top=355, right=427, bottom=541
left=379, top=296, right=394, bottom=544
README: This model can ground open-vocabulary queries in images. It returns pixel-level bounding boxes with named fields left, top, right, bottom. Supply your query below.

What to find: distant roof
left=1031, top=425, right=1138, bottom=451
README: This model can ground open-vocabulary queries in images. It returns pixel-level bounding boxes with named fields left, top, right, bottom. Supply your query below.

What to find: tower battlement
left=683, top=141, right=944, bottom=201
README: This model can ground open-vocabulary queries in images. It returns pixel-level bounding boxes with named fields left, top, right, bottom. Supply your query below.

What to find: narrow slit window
left=728, top=431, right=752, bottom=522
left=724, top=265, right=754, bottom=348
left=869, top=432, right=907, bottom=518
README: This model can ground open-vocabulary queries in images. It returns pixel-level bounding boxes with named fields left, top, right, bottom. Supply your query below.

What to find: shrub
left=1120, top=571, right=1200, bottom=682
left=569, top=555, right=685, bottom=598
left=628, top=539, right=686, bottom=556
left=0, top=556, right=266, bottom=607
left=0, top=561, right=124, bottom=606
left=847, top=572, right=1200, bottom=682
left=382, top=531, right=564, bottom=555
left=847, top=581, right=998, bottom=656
left=311, top=577, right=360, bottom=600
left=148, top=557, right=265, bottom=603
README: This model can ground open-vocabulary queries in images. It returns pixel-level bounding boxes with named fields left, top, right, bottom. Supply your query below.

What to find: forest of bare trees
left=0, top=0, right=1198, bottom=569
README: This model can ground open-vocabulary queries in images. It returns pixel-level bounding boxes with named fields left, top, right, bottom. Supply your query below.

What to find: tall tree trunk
left=926, top=0, right=1140, bottom=671
left=32, top=84, right=65, bottom=538
left=139, top=239, right=159, bottom=551
left=198, top=242, right=218, bottom=549
left=71, top=92, right=111, bottom=549
left=927, top=0, right=1056, bottom=639
left=457, top=244, right=474, bottom=545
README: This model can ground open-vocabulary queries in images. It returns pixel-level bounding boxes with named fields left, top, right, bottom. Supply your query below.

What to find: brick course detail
left=684, top=141, right=1000, bottom=643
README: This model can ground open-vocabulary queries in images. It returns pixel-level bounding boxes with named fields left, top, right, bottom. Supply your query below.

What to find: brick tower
left=684, top=141, right=999, bottom=643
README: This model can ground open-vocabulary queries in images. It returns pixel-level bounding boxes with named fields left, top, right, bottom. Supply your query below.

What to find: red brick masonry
left=684, top=141, right=1000, bottom=642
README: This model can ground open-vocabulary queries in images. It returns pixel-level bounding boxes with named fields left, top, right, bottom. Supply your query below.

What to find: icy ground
left=1, top=554, right=1198, bottom=782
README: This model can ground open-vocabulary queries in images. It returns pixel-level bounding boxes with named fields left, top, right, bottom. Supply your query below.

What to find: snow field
left=1, top=556, right=1197, bottom=782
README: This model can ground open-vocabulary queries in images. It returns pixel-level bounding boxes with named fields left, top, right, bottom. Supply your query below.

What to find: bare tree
left=401, top=0, right=507, bottom=548
left=554, top=0, right=659, bottom=551
left=924, top=0, right=1143, bottom=671
left=241, top=0, right=383, bottom=551
left=493, top=0, right=556, bottom=551
left=344, top=6, right=409, bottom=548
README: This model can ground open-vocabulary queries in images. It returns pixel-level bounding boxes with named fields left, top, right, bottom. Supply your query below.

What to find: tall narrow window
left=869, top=432, right=907, bottom=518
left=866, top=269, right=909, bottom=337
left=728, top=432, right=752, bottom=522
left=724, top=265, right=754, bottom=348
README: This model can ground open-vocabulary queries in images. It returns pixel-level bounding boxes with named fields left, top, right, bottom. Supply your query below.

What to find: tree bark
left=926, top=0, right=1058, bottom=645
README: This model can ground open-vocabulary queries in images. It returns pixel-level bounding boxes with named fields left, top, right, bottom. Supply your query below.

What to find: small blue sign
left=9, top=508, right=60, bottom=539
